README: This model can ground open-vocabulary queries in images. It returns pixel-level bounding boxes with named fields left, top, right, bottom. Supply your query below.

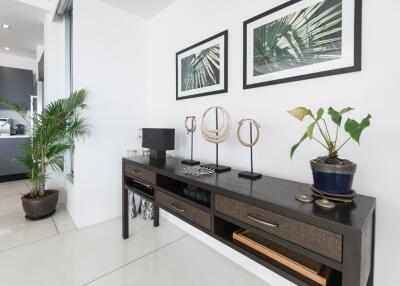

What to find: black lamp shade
left=142, top=128, right=175, bottom=151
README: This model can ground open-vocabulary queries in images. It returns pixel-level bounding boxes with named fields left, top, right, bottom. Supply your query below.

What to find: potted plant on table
left=288, top=107, right=371, bottom=195
left=0, top=89, right=89, bottom=220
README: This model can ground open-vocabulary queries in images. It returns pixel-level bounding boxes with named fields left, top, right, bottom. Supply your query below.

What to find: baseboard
left=0, top=173, right=28, bottom=183
left=160, top=210, right=295, bottom=286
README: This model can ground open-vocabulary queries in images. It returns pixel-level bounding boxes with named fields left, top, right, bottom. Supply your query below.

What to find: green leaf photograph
left=254, top=0, right=342, bottom=76
left=181, top=44, right=221, bottom=92
left=243, top=0, right=362, bottom=89
left=176, top=31, right=228, bottom=100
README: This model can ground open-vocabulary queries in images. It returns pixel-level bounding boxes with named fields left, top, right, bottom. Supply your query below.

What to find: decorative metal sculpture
left=182, top=116, right=200, bottom=165
left=237, top=119, right=262, bottom=180
left=182, top=166, right=215, bottom=177
left=201, top=106, right=231, bottom=173
left=201, top=106, right=231, bottom=144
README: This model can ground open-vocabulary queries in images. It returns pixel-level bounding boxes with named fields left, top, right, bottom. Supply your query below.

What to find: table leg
left=154, top=204, right=159, bottom=227
left=122, top=185, right=129, bottom=239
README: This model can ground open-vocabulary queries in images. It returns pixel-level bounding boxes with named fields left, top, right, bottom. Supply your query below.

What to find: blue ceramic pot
left=310, top=158, right=357, bottom=195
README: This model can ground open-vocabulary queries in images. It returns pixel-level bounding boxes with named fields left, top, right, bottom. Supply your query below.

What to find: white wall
left=71, top=0, right=148, bottom=227
left=43, top=14, right=66, bottom=105
left=43, top=14, right=68, bottom=201
left=148, top=0, right=400, bottom=285
left=0, top=52, right=36, bottom=70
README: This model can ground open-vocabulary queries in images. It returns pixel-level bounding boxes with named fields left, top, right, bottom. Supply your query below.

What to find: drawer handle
left=125, top=181, right=153, bottom=191
left=170, top=203, right=186, bottom=213
left=130, top=169, right=143, bottom=175
left=247, top=214, right=278, bottom=228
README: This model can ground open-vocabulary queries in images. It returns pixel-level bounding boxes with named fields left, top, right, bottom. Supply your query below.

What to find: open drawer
left=215, top=194, right=343, bottom=263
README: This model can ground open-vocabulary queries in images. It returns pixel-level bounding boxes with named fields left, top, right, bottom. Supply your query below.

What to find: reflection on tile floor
left=0, top=180, right=269, bottom=286
left=87, top=235, right=269, bottom=286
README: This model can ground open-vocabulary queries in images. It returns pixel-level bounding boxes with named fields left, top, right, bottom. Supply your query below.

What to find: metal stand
left=239, top=122, right=261, bottom=180
left=202, top=108, right=231, bottom=173
left=182, top=127, right=200, bottom=166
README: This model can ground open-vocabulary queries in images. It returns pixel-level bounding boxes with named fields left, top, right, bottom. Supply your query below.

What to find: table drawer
left=124, top=162, right=155, bottom=185
left=157, top=191, right=211, bottom=231
left=215, top=194, right=343, bottom=263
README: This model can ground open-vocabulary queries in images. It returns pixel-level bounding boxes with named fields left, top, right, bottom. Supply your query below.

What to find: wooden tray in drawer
left=215, top=194, right=343, bottom=263
left=124, top=162, right=155, bottom=185
left=156, top=191, right=211, bottom=231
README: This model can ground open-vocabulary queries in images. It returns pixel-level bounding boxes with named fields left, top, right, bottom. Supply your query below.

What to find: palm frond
left=13, top=89, right=90, bottom=197
left=181, top=44, right=221, bottom=91
left=253, top=1, right=343, bottom=75
left=0, top=97, right=28, bottom=118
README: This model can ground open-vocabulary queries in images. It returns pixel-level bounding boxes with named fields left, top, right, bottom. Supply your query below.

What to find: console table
left=122, top=156, right=376, bottom=286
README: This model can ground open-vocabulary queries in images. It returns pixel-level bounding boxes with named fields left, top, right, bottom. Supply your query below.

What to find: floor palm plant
left=0, top=89, right=89, bottom=219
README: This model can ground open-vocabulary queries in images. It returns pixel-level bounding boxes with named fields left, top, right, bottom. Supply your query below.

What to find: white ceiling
left=98, top=0, right=176, bottom=19
left=0, top=0, right=175, bottom=59
left=0, top=0, right=49, bottom=58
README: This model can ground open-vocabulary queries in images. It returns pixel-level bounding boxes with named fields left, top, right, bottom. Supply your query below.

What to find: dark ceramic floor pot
left=21, top=190, right=59, bottom=220
left=310, top=157, right=356, bottom=195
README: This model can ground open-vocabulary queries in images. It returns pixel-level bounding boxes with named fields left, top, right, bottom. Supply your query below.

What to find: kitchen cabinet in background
left=0, top=66, right=34, bottom=110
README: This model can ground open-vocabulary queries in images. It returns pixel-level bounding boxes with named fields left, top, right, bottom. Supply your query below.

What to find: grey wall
left=0, top=66, right=34, bottom=110
left=0, top=138, right=28, bottom=176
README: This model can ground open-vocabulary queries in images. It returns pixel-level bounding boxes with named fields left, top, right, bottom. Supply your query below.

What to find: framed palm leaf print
left=244, top=0, right=362, bottom=89
left=176, top=31, right=228, bottom=100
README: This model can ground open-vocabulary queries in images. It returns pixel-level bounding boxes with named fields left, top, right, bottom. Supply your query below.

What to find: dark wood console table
left=122, top=156, right=375, bottom=286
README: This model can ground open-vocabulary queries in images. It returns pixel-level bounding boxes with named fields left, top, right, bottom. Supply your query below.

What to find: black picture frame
left=176, top=30, right=228, bottom=101
left=243, top=0, right=362, bottom=89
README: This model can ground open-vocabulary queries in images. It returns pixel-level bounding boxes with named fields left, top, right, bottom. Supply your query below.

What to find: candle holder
left=182, top=116, right=200, bottom=166
left=237, top=119, right=262, bottom=180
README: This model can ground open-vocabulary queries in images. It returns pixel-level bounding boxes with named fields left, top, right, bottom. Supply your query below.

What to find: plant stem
left=322, top=119, right=332, bottom=142
left=336, top=137, right=352, bottom=153
left=311, top=115, right=331, bottom=147
left=334, top=125, right=339, bottom=149
left=312, top=137, right=329, bottom=150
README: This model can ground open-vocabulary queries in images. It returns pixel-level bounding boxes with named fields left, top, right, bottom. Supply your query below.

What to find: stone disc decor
left=244, top=0, right=362, bottom=89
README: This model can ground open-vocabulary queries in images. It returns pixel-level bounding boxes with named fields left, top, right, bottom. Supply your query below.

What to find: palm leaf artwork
left=181, top=44, right=220, bottom=92
left=2, top=89, right=90, bottom=198
left=253, top=0, right=343, bottom=75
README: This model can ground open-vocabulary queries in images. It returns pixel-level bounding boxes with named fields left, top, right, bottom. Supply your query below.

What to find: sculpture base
left=182, top=159, right=200, bottom=166
left=202, top=164, right=231, bottom=173
left=238, top=171, right=262, bottom=180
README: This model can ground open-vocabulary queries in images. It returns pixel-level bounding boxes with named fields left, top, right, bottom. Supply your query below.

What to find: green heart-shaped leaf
left=316, top=108, right=324, bottom=120
left=344, top=114, right=372, bottom=144
left=328, top=107, right=341, bottom=126
left=307, top=122, right=316, bottom=139
left=340, top=107, right=354, bottom=115
left=328, top=107, right=354, bottom=127
left=290, top=132, right=308, bottom=159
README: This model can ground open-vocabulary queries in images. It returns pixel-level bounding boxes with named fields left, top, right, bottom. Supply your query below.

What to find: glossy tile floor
left=0, top=180, right=268, bottom=286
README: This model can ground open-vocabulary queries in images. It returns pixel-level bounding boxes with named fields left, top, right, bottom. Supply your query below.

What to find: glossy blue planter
left=311, top=159, right=357, bottom=195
